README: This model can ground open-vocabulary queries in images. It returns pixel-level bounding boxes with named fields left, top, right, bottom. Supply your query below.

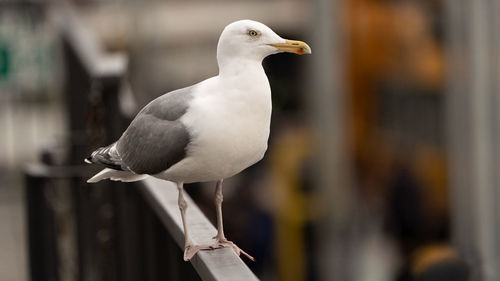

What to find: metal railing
left=25, top=5, right=258, bottom=281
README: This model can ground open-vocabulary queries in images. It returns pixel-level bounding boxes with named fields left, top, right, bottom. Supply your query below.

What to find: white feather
left=87, top=168, right=148, bottom=183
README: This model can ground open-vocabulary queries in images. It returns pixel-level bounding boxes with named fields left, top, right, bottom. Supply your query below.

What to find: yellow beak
left=269, top=39, right=312, bottom=55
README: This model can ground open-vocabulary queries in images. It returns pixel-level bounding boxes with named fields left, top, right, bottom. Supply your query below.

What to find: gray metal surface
left=140, top=177, right=259, bottom=281
left=307, top=0, right=353, bottom=280
left=445, top=0, right=500, bottom=280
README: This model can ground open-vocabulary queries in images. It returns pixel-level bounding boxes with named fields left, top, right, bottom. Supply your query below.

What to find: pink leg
left=211, top=179, right=254, bottom=261
left=177, top=182, right=210, bottom=261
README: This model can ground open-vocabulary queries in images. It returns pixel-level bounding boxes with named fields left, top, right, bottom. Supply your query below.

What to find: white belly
left=165, top=128, right=269, bottom=183
left=158, top=85, right=271, bottom=183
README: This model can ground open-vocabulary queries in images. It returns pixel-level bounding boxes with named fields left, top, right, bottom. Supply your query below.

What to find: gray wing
left=116, top=86, right=194, bottom=174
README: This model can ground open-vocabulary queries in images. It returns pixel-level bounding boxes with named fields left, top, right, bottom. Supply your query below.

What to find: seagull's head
left=217, top=20, right=311, bottom=66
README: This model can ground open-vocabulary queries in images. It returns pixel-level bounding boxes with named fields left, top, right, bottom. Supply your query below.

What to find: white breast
left=160, top=68, right=272, bottom=183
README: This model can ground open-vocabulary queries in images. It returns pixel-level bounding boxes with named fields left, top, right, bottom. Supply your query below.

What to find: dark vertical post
left=25, top=174, right=59, bottom=281
left=61, top=36, right=93, bottom=165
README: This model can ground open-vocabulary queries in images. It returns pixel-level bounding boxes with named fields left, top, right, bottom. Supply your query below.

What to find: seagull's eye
left=248, top=30, right=259, bottom=37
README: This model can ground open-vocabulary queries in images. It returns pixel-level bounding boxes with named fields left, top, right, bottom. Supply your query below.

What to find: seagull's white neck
left=215, top=56, right=271, bottom=117
left=217, top=57, right=265, bottom=78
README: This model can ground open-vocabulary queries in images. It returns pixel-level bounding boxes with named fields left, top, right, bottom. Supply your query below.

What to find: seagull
left=85, top=19, right=311, bottom=261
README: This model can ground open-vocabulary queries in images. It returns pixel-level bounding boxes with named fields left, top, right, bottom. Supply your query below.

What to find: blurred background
left=0, top=0, right=497, bottom=280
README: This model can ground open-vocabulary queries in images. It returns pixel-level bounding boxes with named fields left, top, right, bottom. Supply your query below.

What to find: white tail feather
left=87, top=168, right=148, bottom=183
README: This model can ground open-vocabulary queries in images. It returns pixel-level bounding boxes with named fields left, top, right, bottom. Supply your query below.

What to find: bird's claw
left=211, top=238, right=255, bottom=261
left=183, top=239, right=254, bottom=261
left=183, top=243, right=211, bottom=261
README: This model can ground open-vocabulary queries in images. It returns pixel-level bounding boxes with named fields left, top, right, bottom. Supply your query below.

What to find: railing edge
left=139, top=177, right=259, bottom=281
